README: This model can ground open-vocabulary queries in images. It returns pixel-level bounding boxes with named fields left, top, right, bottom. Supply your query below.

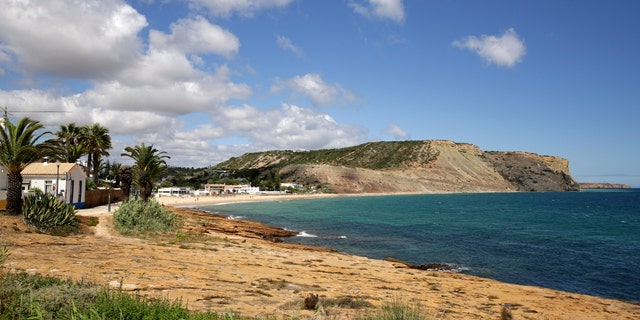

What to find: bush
left=114, top=199, right=175, bottom=235
left=22, top=194, right=78, bottom=233
left=358, top=301, right=430, bottom=320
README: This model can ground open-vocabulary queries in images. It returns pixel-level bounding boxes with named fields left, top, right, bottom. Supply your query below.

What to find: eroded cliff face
left=276, top=140, right=579, bottom=193
left=483, top=151, right=579, bottom=192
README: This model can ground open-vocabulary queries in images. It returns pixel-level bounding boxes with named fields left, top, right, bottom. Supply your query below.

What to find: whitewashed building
left=224, top=184, right=260, bottom=194
left=156, top=186, right=192, bottom=197
left=21, top=162, right=87, bottom=208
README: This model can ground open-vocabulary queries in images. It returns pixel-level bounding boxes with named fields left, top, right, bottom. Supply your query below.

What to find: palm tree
left=109, top=162, right=122, bottom=187
left=118, top=166, right=133, bottom=201
left=0, top=118, right=49, bottom=215
left=44, top=122, right=86, bottom=163
left=121, top=143, right=170, bottom=202
left=80, top=123, right=112, bottom=183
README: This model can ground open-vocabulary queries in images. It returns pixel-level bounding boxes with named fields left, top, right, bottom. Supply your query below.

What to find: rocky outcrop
left=579, top=183, right=631, bottom=189
left=483, top=151, right=580, bottom=192
left=216, top=140, right=580, bottom=193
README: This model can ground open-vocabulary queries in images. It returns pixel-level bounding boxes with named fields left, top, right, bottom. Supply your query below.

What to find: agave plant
left=22, top=194, right=78, bottom=232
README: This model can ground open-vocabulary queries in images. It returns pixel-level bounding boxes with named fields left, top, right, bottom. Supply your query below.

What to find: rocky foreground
left=2, top=195, right=639, bottom=319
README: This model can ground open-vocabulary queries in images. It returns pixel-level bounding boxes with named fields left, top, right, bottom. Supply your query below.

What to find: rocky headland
left=579, top=183, right=632, bottom=189
left=215, top=140, right=580, bottom=193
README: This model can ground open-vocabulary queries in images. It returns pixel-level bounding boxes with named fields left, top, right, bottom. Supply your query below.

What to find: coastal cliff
left=215, top=140, right=579, bottom=193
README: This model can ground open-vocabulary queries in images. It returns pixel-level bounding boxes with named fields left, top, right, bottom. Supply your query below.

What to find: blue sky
left=1, top=1, right=639, bottom=186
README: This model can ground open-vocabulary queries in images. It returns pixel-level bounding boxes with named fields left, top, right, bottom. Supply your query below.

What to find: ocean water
left=200, top=190, right=640, bottom=302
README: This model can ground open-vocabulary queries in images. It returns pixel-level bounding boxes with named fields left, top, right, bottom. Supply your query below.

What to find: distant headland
left=579, top=183, right=632, bottom=189
left=214, top=140, right=581, bottom=193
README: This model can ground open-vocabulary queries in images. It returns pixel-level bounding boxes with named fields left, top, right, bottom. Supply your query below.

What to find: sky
left=0, top=0, right=639, bottom=187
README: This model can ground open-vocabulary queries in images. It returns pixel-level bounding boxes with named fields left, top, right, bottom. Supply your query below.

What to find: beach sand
left=2, top=193, right=639, bottom=319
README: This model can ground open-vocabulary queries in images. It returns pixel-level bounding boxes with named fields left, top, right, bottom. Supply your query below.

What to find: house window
left=45, top=180, right=53, bottom=194
left=78, top=180, right=83, bottom=203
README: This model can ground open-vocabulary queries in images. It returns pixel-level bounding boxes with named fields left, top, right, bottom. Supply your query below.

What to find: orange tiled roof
left=21, top=163, right=81, bottom=176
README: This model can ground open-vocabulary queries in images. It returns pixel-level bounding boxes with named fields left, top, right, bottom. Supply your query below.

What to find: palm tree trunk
left=6, top=173, right=23, bottom=215
left=140, top=185, right=148, bottom=202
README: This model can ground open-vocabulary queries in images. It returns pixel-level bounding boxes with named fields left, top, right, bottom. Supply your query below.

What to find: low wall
left=84, top=189, right=126, bottom=209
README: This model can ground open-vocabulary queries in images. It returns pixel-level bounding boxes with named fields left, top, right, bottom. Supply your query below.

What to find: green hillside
left=214, top=140, right=439, bottom=171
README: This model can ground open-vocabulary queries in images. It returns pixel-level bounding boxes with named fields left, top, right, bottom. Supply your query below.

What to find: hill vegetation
left=218, top=140, right=439, bottom=170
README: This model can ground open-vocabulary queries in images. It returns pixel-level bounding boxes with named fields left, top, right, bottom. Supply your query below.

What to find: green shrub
left=358, top=301, right=430, bottom=320
left=22, top=194, right=78, bottom=232
left=114, top=199, right=175, bottom=235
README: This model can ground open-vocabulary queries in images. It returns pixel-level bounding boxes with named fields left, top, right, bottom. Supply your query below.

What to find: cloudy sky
left=1, top=0, right=639, bottom=186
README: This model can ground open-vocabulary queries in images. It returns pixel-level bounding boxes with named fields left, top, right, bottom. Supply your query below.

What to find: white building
left=20, top=162, right=87, bottom=208
left=203, top=184, right=260, bottom=195
left=156, top=186, right=192, bottom=197
left=224, top=184, right=260, bottom=194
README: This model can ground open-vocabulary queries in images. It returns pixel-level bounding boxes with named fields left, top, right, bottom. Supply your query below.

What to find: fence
left=84, top=189, right=126, bottom=209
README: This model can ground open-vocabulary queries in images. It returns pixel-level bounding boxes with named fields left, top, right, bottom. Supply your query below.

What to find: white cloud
left=83, top=64, right=252, bottom=114
left=453, top=28, right=527, bottom=67
left=0, top=0, right=369, bottom=168
left=384, top=124, right=409, bottom=140
left=0, top=0, right=147, bottom=79
left=272, top=73, right=357, bottom=106
left=189, top=0, right=294, bottom=18
left=214, top=104, right=365, bottom=151
left=349, top=0, right=405, bottom=23
left=276, top=35, right=303, bottom=57
left=214, top=104, right=274, bottom=132
left=149, top=16, right=239, bottom=59
left=264, top=104, right=364, bottom=149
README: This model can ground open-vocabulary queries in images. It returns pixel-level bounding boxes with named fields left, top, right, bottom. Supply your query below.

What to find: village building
left=203, top=183, right=260, bottom=195
left=156, top=186, right=192, bottom=197
left=20, top=162, right=87, bottom=208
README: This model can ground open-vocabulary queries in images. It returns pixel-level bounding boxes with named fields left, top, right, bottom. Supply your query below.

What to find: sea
left=199, top=189, right=640, bottom=302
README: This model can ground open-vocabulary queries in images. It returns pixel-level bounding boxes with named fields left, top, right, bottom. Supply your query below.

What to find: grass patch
left=86, top=216, right=99, bottom=227
left=0, top=245, right=7, bottom=267
left=0, top=268, right=435, bottom=319
left=322, top=296, right=374, bottom=309
left=358, top=301, right=431, bottom=320
left=0, top=271, right=237, bottom=319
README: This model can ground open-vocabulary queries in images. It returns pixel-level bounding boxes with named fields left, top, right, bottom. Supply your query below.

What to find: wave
left=297, top=231, right=318, bottom=238
left=227, top=215, right=245, bottom=220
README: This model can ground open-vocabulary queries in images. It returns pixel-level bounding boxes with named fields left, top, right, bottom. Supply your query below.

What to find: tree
left=109, top=162, right=122, bottom=187
left=0, top=118, right=49, bottom=215
left=118, top=166, right=133, bottom=201
left=121, top=143, right=170, bottom=202
left=80, top=123, right=112, bottom=183
left=48, top=122, right=85, bottom=163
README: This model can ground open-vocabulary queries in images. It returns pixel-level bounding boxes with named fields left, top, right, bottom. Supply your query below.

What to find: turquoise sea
left=200, top=190, right=640, bottom=302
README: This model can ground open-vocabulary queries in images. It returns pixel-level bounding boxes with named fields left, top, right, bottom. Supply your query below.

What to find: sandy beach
left=2, top=193, right=639, bottom=319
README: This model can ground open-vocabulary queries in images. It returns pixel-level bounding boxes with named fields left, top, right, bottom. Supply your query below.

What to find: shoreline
left=167, top=192, right=640, bottom=303
left=3, top=193, right=639, bottom=319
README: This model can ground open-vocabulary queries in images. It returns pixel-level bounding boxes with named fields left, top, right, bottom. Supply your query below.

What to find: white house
left=21, top=162, right=87, bottom=208
left=156, top=186, right=192, bottom=197
left=224, top=184, right=260, bottom=194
